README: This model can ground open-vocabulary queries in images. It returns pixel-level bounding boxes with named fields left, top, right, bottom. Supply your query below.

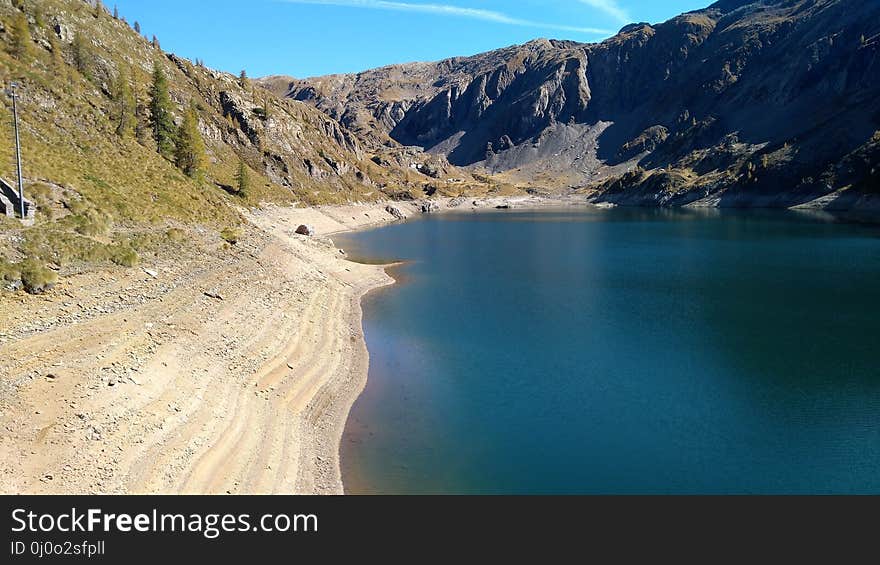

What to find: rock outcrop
left=385, top=205, right=406, bottom=220
left=420, top=201, right=440, bottom=214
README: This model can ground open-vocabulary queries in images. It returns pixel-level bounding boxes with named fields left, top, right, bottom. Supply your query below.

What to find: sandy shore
left=0, top=202, right=405, bottom=494
left=0, top=196, right=577, bottom=494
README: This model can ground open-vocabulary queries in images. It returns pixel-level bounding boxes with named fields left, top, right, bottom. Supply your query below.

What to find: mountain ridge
left=2, top=0, right=880, bottom=293
left=264, top=0, right=880, bottom=206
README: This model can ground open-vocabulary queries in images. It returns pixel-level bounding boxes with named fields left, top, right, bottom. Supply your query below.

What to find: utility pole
left=7, top=83, right=25, bottom=219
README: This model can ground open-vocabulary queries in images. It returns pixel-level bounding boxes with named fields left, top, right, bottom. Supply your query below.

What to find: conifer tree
left=239, top=70, right=248, bottom=88
left=134, top=21, right=141, bottom=34
left=11, top=12, right=31, bottom=61
left=134, top=86, right=148, bottom=146
left=149, top=64, right=176, bottom=158
left=48, top=31, right=63, bottom=69
left=113, top=68, right=136, bottom=138
left=235, top=159, right=250, bottom=197
left=72, top=32, right=93, bottom=79
left=94, top=0, right=104, bottom=18
left=175, top=103, right=206, bottom=178
left=113, top=5, right=119, bottom=19
left=151, top=35, right=160, bottom=49
left=33, top=4, right=45, bottom=28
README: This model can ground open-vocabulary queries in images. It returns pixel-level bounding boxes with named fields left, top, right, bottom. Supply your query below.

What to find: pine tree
left=48, top=31, right=63, bottom=69
left=72, top=32, right=93, bottom=79
left=151, top=35, right=160, bottom=49
left=11, top=12, right=31, bottom=61
left=235, top=159, right=251, bottom=197
left=149, top=64, right=176, bottom=158
left=113, top=68, right=136, bottom=138
left=134, top=86, right=148, bottom=146
left=175, top=103, right=206, bottom=178
left=134, top=21, right=141, bottom=34
left=239, top=70, right=248, bottom=88
left=113, top=5, right=119, bottom=19
left=33, top=4, right=45, bottom=28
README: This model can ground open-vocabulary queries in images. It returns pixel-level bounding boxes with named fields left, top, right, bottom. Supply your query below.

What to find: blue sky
left=111, top=0, right=709, bottom=78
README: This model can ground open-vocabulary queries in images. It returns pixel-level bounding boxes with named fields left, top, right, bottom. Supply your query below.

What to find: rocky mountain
left=265, top=0, right=880, bottom=207
left=3, top=0, right=879, bottom=292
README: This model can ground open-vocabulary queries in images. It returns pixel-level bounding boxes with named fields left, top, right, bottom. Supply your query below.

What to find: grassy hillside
left=0, top=0, right=477, bottom=292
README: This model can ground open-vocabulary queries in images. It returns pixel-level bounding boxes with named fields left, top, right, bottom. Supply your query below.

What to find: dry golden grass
left=0, top=0, right=375, bottom=289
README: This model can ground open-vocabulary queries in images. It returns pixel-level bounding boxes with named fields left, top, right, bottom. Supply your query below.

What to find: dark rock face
left=386, top=205, right=406, bottom=220
left=420, top=201, right=440, bottom=214
left=273, top=0, right=880, bottom=206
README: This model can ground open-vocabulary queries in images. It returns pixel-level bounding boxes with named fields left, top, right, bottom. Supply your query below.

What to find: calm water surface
left=335, top=207, right=880, bottom=494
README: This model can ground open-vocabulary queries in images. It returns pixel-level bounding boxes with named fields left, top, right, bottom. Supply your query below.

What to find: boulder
left=417, top=162, right=441, bottom=178
left=295, top=224, right=315, bottom=236
left=386, top=205, right=406, bottom=220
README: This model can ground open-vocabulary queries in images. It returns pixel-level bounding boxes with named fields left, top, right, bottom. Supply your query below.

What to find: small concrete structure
left=0, top=177, right=35, bottom=225
left=0, top=190, right=14, bottom=219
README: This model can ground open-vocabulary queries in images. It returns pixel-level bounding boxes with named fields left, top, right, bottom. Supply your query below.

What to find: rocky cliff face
left=266, top=0, right=880, bottom=207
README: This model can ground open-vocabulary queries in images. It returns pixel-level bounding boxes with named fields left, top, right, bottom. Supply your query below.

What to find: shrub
left=220, top=227, right=240, bottom=245
left=0, top=259, right=21, bottom=283
left=29, top=183, right=55, bottom=221
left=64, top=198, right=88, bottom=215
left=166, top=228, right=186, bottom=242
left=73, top=209, right=112, bottom=236
left=110, top=246, right=139, bottom=267
left=20, top=261, right=58, bottom=294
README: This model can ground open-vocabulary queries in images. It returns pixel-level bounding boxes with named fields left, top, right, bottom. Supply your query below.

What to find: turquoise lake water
left=334, top=207, right=880, bottom=494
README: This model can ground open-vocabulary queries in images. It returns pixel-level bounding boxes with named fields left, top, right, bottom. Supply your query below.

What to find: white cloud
left=280, top=0, right=612, bottom=35
left=578, top=0, right=630, bottom=24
